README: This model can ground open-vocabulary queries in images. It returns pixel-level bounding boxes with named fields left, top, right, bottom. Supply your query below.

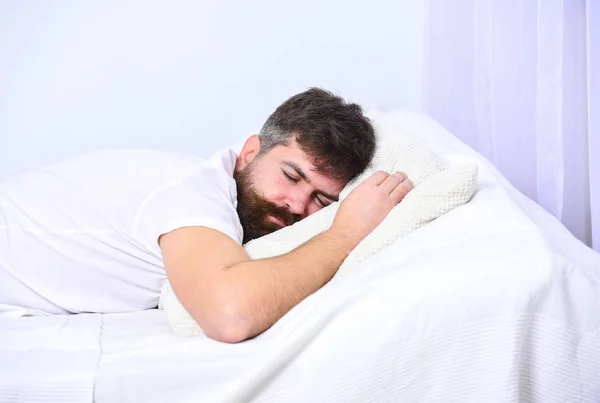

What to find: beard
left=234, top=161, right=299, bottom=244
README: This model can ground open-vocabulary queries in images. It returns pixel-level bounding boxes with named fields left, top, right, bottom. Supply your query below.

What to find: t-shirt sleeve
left=133, top=165, right=243, bottom=254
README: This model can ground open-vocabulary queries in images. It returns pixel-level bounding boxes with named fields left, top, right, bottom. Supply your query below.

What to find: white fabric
left=0, top=148, right=242, bottom=316
left=160, top=126, right=479, bottom=337
left=0, top=314, right=102, bottom=403
left=588, top=0, right=600, bottom=252
left=2, top=110, right=600, bottom=403
left=423, top=0, right=600, bottom=251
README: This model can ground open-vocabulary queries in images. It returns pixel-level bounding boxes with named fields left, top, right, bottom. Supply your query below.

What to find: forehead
left=264, top=141, right=346, bottom=193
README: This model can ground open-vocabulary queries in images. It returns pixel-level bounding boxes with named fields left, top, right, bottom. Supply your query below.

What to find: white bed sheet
left=0, top=314, right=101, bottom=403
left=93, top=111, right=600, bottom=403
left=2, top=111, right=600, bottom=403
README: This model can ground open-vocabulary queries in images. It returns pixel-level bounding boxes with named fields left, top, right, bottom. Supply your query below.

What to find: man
left=0, top=88, right=413, bottom=342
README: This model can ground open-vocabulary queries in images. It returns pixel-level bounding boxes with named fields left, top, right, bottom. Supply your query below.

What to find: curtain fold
left=587, top=0, right=600, bottom=251
left=536, top=0, right=564, bottom=220
left=424, top=0, right=598, bottom=251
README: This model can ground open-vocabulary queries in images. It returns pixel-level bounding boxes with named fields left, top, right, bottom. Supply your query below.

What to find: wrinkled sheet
left=2, top=111, right=600, bottom=403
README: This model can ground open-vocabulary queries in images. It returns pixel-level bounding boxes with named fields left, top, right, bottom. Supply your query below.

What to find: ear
left=235, top=134, right=261, bottom=172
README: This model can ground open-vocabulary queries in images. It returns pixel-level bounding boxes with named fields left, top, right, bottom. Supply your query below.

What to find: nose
left=285, top=189, right=310, bottom=218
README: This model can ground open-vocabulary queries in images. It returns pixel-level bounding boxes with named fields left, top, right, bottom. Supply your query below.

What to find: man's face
left=234, top=138, right=345, bottom=244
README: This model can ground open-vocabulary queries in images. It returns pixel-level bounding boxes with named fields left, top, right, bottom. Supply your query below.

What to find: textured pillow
left=159, top=128, right=478, bottom=337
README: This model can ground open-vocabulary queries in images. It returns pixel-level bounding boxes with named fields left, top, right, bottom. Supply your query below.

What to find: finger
left=389, top=178, right=414, bottom=203
left=363, top=170, right=390, bottom=186
left=379, top=171, right=406, bottom=194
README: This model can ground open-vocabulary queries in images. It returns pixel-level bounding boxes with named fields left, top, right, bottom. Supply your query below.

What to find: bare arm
left=160, top=171, right=413, bottom=343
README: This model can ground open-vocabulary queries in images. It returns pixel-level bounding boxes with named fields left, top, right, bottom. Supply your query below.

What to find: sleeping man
left=0, top=88, right=414, bottom=342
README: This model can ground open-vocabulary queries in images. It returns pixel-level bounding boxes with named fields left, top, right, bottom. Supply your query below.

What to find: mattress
left=2, top=111, right=600, bottom=403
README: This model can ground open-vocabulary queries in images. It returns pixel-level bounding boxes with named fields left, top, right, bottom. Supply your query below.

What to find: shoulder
left=191, top=148, right=238, bottom=193
left=132, top=147, right=243, bottom=248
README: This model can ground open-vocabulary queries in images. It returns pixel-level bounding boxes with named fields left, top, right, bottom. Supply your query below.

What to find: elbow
left=205, top=320, right=250, bottom=344
left=201, top=301, right=254, bottom=344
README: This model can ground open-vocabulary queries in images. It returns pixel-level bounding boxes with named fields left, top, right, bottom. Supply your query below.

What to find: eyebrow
left=282, top=161, right=339, bottom=202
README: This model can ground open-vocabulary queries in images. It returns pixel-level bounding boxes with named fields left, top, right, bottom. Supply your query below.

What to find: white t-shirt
left=0, top=148, right=243, bottom=316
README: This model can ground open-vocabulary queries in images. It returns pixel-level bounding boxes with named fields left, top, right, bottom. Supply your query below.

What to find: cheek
left=254, top=171, right=288, bottom=202
left=306, top=204, right=321, bottom=216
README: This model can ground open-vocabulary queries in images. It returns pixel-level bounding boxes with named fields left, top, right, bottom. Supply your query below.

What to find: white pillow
left=159, top=128, right=478, bottom=337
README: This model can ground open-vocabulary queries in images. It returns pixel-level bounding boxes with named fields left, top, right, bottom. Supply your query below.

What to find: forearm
left=215, top=227, right=356, bottom=340
left=165, top=170, right=412, bottom=343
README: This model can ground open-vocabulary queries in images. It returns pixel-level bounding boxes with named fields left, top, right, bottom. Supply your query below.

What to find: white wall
left=0, top=0, right=425, bottom=179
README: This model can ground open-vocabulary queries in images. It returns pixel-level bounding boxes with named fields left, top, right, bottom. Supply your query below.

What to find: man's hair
left=258, top=88, right=376, bottom=183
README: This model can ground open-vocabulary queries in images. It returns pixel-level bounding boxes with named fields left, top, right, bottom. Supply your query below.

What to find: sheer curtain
left=423, top=0, right=599, bottom=251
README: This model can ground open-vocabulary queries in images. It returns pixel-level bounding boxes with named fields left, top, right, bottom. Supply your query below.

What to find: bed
left=2, top=111, right=599, bottom=403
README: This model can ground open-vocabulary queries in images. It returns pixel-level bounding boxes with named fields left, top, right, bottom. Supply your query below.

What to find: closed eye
left=314, top=196, right=329, bottom=208
left=283, top=171, right=299, bottom=183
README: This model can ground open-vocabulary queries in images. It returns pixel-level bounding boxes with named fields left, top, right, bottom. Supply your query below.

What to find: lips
left=269, top=215, right=287, bottom=228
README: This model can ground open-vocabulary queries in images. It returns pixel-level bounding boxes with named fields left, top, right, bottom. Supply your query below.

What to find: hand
left=330, top=171, right=413, bottom=250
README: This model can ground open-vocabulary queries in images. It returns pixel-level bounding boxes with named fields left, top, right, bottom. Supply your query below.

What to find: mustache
left=256, top=198, right=301, bottom=226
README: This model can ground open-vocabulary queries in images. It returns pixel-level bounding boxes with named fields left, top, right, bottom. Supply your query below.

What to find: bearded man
left=0, top=88, right=413, bottom=342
